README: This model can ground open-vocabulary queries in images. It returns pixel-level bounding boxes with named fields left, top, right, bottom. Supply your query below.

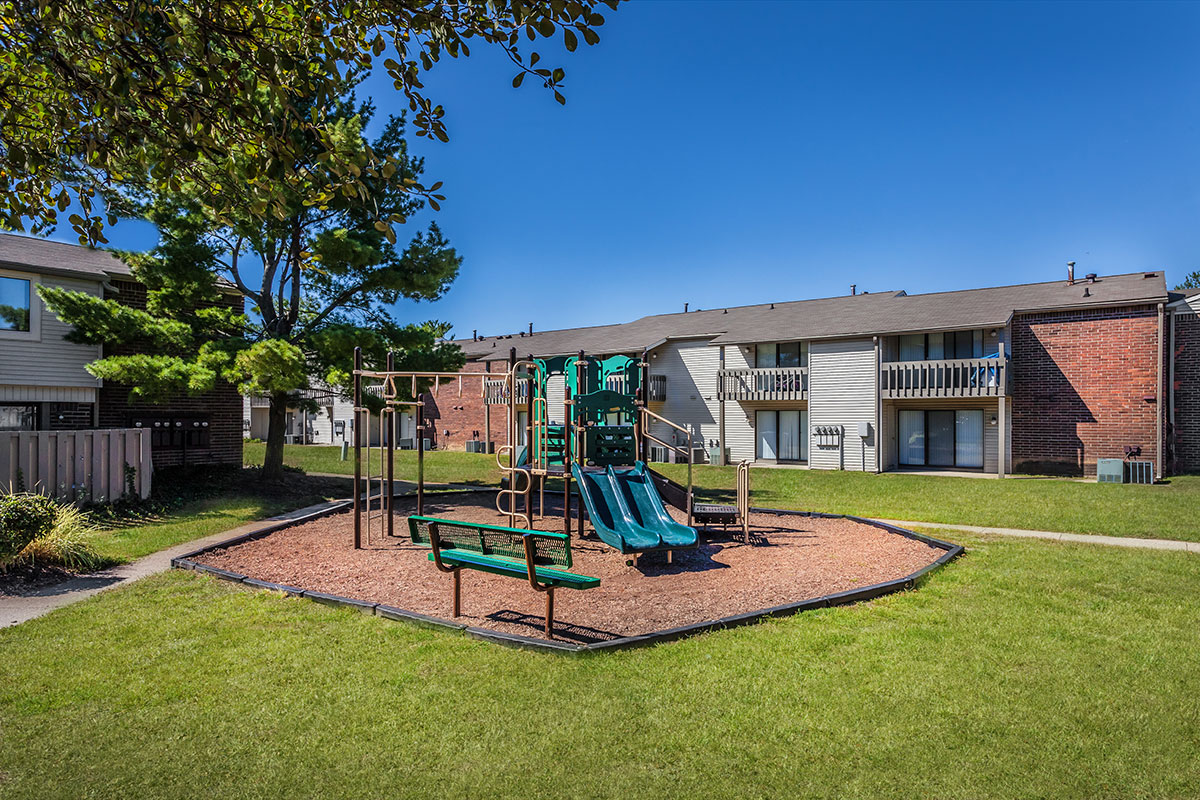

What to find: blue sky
left=43, top=0, right=1200, bottom=340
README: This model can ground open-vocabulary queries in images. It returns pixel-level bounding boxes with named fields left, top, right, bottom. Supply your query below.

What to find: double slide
left=571, top=461, right=698, bottom=554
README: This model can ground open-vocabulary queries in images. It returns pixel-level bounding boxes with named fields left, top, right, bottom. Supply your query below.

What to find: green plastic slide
left=571, top=461, right=698, bottom=554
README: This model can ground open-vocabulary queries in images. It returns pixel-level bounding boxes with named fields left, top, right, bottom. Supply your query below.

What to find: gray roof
left=461, top=271, right=1169, bottom=360
left=0, top=233, right=131, bottom=281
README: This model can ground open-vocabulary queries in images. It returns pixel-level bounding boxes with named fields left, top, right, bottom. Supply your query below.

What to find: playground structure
left=350, top=346, right=708, bottom=558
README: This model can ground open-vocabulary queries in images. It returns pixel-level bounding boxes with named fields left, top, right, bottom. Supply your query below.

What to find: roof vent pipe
left=528, top=322, right=533, bottom=335
left=473, top=329, right=478, bottom=342
left=770, top=303, right=775, bottom=310
left=684, top=302, right=689, bottom=313
left=1083, top=287, right=1091, bottom=297
left=851, top=284, right=856, bottom=295
left=1067, top=261, right=1076, bottom=285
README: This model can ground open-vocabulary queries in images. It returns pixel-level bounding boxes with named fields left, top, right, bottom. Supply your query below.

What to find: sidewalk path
left=0, top=499, right=349, bottom=629
left=876, top=519, right=1200, bottom=554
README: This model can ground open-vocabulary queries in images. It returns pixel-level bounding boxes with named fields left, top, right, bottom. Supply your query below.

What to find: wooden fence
left=0, top=429, right=152, bottom=503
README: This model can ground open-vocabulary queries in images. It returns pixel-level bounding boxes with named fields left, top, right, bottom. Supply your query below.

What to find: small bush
left=0, top=493, right=60, bottom=560
left=16, top=505, right=105, bottom=571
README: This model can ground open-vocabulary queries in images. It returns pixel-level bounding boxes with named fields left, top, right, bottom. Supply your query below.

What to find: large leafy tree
left=0, top=0, right=618, bottom=243
left=40, top=88, right=465, bottom=480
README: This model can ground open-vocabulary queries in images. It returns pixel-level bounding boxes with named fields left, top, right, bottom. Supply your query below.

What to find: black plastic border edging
left=170, top=494, right=964, bottom=655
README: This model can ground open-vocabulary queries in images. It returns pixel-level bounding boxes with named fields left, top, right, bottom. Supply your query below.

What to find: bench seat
left=427, top=550, right=600, bottom=591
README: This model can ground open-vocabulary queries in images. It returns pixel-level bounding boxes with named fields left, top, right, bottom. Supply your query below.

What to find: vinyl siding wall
left=722, top=344, right=757, bottom=462
left=647, top=339, right=720, bottom=457
left=0, top=273, right=102, bottom=397
left=808, top=338, right=878, bottom=471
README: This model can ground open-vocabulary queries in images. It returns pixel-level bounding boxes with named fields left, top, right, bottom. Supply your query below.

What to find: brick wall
left=1011, top=304, right=1162, bottom=476
left=97, top=280, right=243, bottom=469
left=420, top=360, right=496, bottom=451
left=45, top=402, right=95, bottom=430
left=1173, top=303, right=1200, bottom=473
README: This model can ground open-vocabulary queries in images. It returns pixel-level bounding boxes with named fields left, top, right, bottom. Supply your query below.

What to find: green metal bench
left=407, top=516, right=600, bottom=638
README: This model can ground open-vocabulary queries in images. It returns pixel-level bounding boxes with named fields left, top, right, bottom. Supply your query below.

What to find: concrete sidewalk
left=0, top=499, right=349, bottom=629
left=876, top=519, right=1200, bottom=554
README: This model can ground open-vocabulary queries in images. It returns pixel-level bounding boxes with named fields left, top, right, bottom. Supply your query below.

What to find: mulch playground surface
left=193, top=492, right=944, bottom=644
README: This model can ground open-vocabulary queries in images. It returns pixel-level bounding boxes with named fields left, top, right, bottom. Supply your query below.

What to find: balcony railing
left=648, top=374, right=667, bottom=403
left=880, top=356, right=1009, bottom=399
left=717, top=367, right=808, bottom=401
left=483, top=377, right=529, bottom=405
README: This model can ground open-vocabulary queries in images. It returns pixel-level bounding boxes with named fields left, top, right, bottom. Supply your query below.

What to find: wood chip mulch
left=191, top=492, right=944, bottom=644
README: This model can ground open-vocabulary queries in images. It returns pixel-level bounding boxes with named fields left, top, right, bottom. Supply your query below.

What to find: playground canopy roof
left=460, top=271, right=1169, bottom=360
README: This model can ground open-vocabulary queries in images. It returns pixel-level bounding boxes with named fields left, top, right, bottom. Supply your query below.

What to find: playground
left=184, top=349, right=954, bottom=645
left=191, top=492, right=944, bottom=643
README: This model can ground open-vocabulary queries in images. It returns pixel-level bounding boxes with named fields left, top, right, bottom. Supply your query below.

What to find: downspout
left=718, top=346, right=726, bottom=466
left=874, top=336, right=882, bottom=473
left=1169, top=307, right=1176, bottom=473
left=1157, top=302, right=1165, bottom=480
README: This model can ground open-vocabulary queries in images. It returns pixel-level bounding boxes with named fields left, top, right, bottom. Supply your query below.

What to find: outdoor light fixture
left=989, top=415, right=998, bottom=426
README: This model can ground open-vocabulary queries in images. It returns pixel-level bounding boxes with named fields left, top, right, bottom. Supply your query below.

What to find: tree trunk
left=262, top=391, right=289, bottom=482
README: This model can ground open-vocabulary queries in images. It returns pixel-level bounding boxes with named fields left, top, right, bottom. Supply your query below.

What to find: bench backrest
left=407, top=516, right=572, bottom=569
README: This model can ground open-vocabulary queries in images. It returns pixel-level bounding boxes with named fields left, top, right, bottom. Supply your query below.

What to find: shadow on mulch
left=486, top=609, right=622, bottom=644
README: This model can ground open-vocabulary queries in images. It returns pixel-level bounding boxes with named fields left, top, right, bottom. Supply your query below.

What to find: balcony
left=880, top=356, right=1009, bottom=399
left=483, top=378, right=529, bottom=405
left=717, top=367, right=808, bottom=402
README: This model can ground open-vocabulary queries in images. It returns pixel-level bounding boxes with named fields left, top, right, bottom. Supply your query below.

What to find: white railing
left=880, top=356, right=1009, bottom=398
left=717, top=367, right=808, bottom=401
left=0, top=428, right=153, bottom=503
left=483, top=377, right=529, bottom=405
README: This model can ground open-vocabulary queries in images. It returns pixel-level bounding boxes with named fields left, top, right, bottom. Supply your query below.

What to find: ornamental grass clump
left=0, top=493, right=104, bottom=571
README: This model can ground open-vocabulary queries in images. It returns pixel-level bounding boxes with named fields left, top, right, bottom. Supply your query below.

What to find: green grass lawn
left=245, top=443, right=1198, bottom=540
left=243, top=441, right=501, bottom=485
left=657, top=463, right=1200, bottom=541
left=87, top=471, right=350, bottom=563
left=2, top=533, right=1198, bottom=798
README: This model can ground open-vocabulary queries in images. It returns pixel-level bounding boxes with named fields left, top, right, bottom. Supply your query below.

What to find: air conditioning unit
left=1125, top=460, right=1154, bottom=485
left=1097, top=458, right=1124, bottom=484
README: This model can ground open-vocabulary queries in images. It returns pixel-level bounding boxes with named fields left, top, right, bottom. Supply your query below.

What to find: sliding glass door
left=756, top=409, right=808, bottom=462
left=898, top=409, right=984, bottom=469
left=955, top=410, right=983, bottom=468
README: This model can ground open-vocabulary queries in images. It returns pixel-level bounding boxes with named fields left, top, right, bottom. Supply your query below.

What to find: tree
left=0, top=0, right=618, bottom=243
left=1176, top=271, right=1200, bottom=291
left=40, top=87, right=465, bottom=480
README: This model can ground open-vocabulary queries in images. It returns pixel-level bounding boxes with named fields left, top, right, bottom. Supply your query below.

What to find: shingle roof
left=0, top=232, right=132, bottom=280
left=460, top=271, right=1169, bottom=360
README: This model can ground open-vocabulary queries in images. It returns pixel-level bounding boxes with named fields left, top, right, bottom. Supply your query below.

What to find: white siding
left=648, top=339, right=720, bottom=458
left=0, top=274, right=102, bottom=392
left=808, top=338, right=878, bottom=471
left=722, top=344, right=756, bottom=462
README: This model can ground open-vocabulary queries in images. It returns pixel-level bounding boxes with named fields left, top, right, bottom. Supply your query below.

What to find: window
left=897, top=409, right=984, bottom=469
left=0, top=275, right=31, bottom=332
left=756, top=342, right=807, bottom=368
left=755, top=409, right=808, bottom=462
left=0, top=405, right=36, bottom=431
left=897, top=330, right=988, bottom=360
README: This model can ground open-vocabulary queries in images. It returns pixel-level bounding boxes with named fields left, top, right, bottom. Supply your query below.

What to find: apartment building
left=461, top=270, right=1189, bottom=478
left=0, top=234, right=243, bottom=469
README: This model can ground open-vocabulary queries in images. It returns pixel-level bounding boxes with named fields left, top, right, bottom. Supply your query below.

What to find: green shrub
left=16, top=505, right=105, bottom=571
left=0, top=493, right=59, bottom=560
